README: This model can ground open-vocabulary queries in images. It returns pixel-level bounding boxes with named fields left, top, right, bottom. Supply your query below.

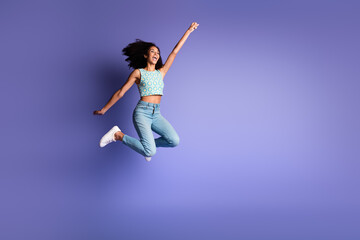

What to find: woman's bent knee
left=144, top=147, right=156, bottom=157
left=169, top=135, right=180, bottom=147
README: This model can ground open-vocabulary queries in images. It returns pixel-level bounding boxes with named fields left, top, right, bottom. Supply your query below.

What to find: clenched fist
left=93, top=110, right=105, bottom=115
left=188, top=22, right=199, bottom=33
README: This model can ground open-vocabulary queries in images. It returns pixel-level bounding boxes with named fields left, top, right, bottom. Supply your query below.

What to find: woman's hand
left=188, top=22, right=199, bottom=33
left=93, top=109, right=105, bottom=115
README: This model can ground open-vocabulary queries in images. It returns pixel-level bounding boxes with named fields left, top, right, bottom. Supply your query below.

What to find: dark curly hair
left=122, top=39, right=164, bottom=70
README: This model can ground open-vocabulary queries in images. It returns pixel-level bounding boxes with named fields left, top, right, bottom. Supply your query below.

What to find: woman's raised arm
left=161, top=22, right=199, bottom=75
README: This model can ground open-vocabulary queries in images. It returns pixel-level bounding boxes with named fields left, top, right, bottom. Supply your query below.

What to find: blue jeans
left=122, top=100, right=180, bottom=157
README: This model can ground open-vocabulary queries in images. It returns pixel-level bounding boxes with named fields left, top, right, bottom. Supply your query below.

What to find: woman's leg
left=152, top=113, right=180, bottom=148
left=122, top=110, right=156, bottom=157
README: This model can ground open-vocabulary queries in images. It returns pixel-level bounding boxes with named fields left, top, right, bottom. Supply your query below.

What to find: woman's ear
left=144, top=54, right=147, bottom=59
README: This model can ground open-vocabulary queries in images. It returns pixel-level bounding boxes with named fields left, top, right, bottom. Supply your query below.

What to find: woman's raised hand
left=188, top=22, right=199, bottom=33
left=93, top=109, right=105, bottom=115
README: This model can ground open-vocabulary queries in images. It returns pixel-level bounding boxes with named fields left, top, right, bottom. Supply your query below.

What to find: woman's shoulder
left=130, top=68, right=142, bottom=79
left=132, top=68, right=143, bottom=74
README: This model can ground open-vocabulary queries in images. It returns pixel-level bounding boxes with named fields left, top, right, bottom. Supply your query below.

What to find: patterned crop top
left=137, top=68, right=164, bottom=97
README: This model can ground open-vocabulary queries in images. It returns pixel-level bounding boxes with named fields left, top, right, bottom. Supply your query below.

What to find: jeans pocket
left=135, top=105, right=148, bottom=113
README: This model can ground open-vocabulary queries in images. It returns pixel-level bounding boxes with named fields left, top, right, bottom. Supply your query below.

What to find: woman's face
left=145, top=46, right=160, bottom=64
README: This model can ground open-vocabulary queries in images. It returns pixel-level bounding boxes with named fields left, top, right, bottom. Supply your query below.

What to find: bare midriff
left=140, top=95, right=162, bottom=104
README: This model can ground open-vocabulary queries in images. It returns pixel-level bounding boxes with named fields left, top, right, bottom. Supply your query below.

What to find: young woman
left=93, top=22, right=199, bottom=162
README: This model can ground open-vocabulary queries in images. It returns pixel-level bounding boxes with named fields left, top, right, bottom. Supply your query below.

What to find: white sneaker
left=100, top=126, right=121, bottom=147
left=145, top=157, right=152, bottom=162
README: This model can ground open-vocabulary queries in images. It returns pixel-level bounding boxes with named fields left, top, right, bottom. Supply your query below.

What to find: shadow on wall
left=84, top=59, right=144, bottom=186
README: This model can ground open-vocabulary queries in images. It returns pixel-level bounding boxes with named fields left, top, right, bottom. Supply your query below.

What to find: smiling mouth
left=152, top=57, right=157, bottom=61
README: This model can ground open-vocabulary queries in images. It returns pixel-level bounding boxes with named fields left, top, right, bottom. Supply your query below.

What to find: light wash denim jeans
left=122, top=100, right=180, bottom=157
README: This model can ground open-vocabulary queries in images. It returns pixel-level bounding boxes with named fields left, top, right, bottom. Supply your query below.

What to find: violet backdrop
left=1, top=0, right=359, bottom=239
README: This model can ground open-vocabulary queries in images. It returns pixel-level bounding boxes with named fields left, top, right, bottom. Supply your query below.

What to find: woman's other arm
left=93, top=69, right=139, bottom=115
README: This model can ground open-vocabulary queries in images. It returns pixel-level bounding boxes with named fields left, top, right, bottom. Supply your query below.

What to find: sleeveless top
left=137, top=68, right=164, bottom=97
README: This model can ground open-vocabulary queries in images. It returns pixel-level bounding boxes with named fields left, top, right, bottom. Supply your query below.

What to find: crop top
left=137, top=68, right=164, bottom=97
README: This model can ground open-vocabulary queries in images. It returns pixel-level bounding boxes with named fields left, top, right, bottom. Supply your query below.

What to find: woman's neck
left=144, top=64, right=156, bottom=72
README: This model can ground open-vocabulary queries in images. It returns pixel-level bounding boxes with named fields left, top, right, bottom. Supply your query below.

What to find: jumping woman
left=93, top=22, right=199, bottom=162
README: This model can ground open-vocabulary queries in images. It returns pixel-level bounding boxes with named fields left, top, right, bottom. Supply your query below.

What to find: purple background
left=1, top=0, right=359, bottom=239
